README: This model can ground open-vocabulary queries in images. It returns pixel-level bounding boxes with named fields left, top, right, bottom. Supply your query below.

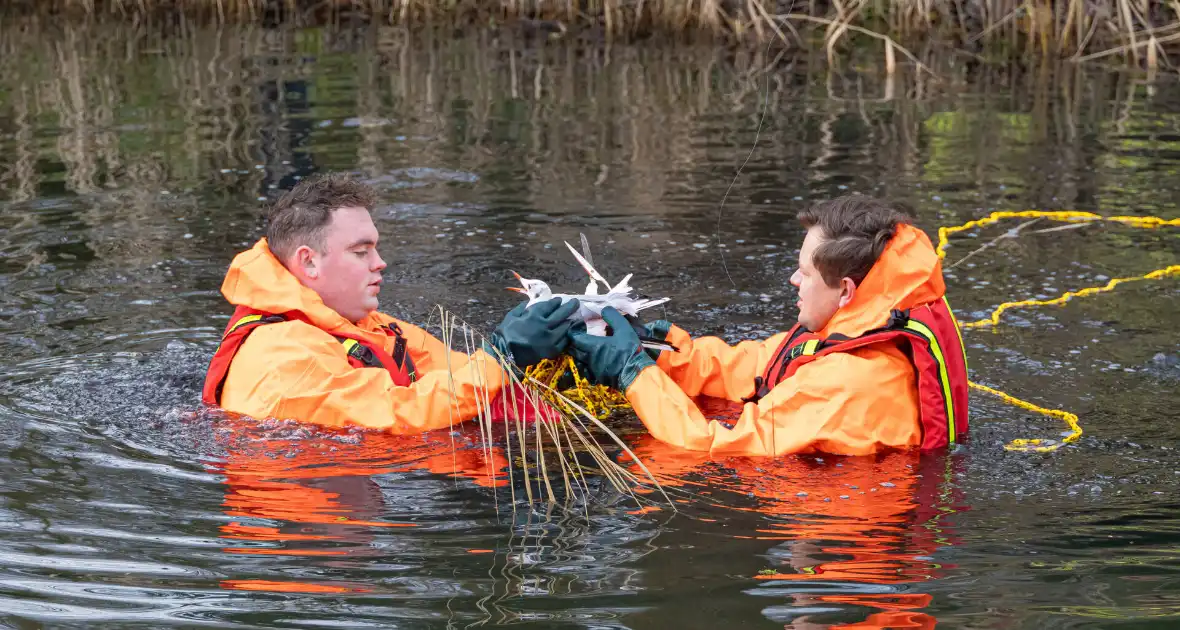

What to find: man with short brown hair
left=202, top=172, right=578, bottom=431
left=570, top=195, right=970, bottom=457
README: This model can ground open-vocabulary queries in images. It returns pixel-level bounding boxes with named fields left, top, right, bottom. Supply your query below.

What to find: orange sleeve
left=220, top=321, right=507, bottom=433
left=654, top=324, right=789, bottom=401
left=625, top=344, right=922, bottom=457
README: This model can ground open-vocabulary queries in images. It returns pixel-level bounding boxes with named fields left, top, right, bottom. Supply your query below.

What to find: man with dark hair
left=570, top=195, right=970, bottom=457
left=202, top=172, right=578, bottom=431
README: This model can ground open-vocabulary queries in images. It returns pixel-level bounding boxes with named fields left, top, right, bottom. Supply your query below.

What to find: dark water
left=0, top=20, right=1178, bottom=628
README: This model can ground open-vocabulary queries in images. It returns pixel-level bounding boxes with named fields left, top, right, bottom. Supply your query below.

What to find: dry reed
left=429, top=305, right=674, bottom=512
left=8, top=0, right=1180, bottom=67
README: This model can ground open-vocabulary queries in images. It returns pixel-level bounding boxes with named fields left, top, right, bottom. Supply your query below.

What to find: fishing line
left=716, top=28, right=778, bottom=289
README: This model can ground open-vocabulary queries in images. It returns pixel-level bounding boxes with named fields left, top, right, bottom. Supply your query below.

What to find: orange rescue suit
left=201, top=238, right=509, bottom=432
left=624, top=224, right=968, bottom=457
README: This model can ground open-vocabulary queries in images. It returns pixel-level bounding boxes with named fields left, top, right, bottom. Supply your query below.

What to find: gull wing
left=565, top=240, right=612, bottom=292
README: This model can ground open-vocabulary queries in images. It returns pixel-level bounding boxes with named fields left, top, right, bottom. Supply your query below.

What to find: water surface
left=0, top=21, right=1178, bottom=628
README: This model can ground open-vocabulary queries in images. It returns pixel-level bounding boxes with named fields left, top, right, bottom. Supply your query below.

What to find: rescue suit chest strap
left=219, top=310, right=415, bottom=380
left=744, top=309, right=913, bottom=405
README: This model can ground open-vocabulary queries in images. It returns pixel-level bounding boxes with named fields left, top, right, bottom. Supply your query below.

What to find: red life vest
left=201, top=305, right=417, bottom=407
left=744, top=298, right=970, bottom=450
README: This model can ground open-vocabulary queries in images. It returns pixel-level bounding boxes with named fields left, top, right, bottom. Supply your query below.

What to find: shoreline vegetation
left=0, top=18, right=1170, bottom=213
left=6, top=1, right=1180, bottom=69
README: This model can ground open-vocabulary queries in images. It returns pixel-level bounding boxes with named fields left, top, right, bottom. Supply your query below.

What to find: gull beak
left=507, top=287, right=526, bottom=294
left=510, top=270, right=523, bottom=282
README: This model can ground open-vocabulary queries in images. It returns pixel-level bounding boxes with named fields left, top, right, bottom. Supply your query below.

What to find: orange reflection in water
left=220, top=579, right=372, bottom=594
left=622, top=419, right=967, bottom=629
left=207, top=416, right=510, bottom=594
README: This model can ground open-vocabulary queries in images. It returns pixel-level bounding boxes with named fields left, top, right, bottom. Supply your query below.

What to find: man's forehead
left=329, top=205, right=374, bottom=223
left=326, top=206, right=379, bottom=244
left=346, top=236, right=378, bottom=248
left=797, top=230, right=822, bottom=268
left=799, top=229, right=820, bottom=252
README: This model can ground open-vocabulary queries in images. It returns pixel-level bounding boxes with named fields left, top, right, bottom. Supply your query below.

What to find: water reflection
left=621, top=431, right=966, bottom=626
left=0, top=16, right=1178, bottom=630
left=208, top=416, right=507, bottom=593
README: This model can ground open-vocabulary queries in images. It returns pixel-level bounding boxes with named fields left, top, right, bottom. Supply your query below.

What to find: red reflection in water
left=622, top=415, right=967, bottom=628
left=204, top=405, right=967, bottom=624
left=206, top=416, right=510, bottom=594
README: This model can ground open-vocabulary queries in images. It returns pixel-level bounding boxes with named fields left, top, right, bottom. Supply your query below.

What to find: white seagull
left=507, top=237, right=676, bottom=353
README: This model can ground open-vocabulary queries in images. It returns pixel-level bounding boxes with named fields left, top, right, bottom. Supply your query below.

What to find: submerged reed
left=10, top=0, right=1180, bottom=67
left=430, top=305, right=673, bottom=513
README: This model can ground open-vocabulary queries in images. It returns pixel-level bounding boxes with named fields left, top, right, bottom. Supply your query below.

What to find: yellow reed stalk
left=430, top=306, right=668, bottom=510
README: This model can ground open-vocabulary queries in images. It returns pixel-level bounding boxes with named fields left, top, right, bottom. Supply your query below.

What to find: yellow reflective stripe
left=223, top=314, right=265, bottom=339
left=904, top=319, right=956, bottom=443
left=801, top=339, right=821, bottom=355
left=941, top=296, right=969, bottom=370
left=340, top=338, right=361, bottom=356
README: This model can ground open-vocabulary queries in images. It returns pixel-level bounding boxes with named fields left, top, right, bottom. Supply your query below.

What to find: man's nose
left=373, top=252, right=387, bottom=272
left=789, top=269, right=802, bottom=287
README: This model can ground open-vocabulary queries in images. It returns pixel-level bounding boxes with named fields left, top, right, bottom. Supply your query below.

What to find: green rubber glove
left=568, top=306, right=656, bottom=392
left=624, top=315, right=673, bottom=361
left=486, top=297, right=581, bottom=369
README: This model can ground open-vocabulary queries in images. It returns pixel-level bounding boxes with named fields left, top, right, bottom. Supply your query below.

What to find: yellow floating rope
left=970, top=382, right=1084, bottom=452
left=960, top=265, right=1180, bottom=330
left=938, top=209, right=1178, bottom=452
left=936, top=210, right=1180, bottom=257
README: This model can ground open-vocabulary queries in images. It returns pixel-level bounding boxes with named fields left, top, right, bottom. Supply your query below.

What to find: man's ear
left=837, top=277, right=857, bottom=308
left=293, top=245, right=319, bottom=280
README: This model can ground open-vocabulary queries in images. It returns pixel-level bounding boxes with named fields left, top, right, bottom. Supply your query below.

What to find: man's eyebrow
left=346, top=238, right=377, bottom=249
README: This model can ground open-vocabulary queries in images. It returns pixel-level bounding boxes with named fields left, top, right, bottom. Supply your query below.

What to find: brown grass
left=432, top=306, right=674, bottom=512
left=6, top=0, right=1180, bottom=67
